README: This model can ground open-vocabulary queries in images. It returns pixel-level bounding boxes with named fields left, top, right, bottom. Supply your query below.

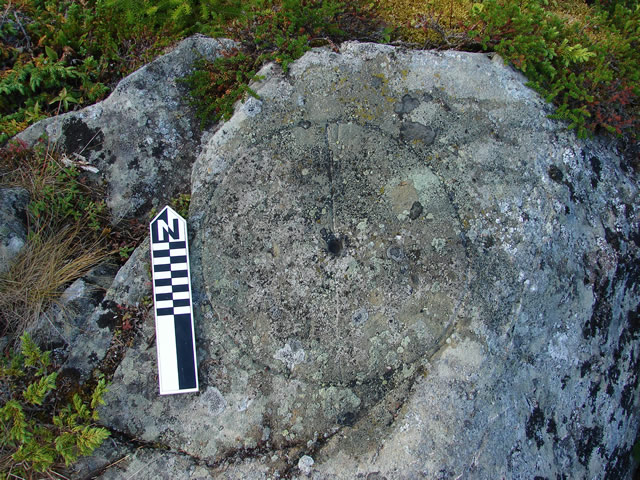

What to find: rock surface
left=17, top=35, right=236, bottom=222
left=71, top=42, right=640, bottom=478
left=0, top=187, right=29, bottom=274
left=58, top=239, right=152, bottom=378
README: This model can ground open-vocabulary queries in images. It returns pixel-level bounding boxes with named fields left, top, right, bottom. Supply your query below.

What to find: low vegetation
left=0, top=225, right=109, bottom=340
left=1, top=0, right=637, bottom=157
left=467, top=0, right=638, bottom=162
left=0, top=0, right=175, bottom=143
left=0, top=141, right=104, bottom=339
left=0, top=141, right=120, bottom=476
left=0, top=140, right=146, bottom=340
left=1, top=333, right=109, bottom=480
left=0, top=139, right=106, bottom=233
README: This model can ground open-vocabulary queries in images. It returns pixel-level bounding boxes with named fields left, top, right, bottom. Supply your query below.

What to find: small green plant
left=171, top=193, right=191, bottom=218
left=0, top=333, right=110, bottom=479
left=182, top=49, right=262, bottom=126
left=467, top=0, right=639, bottom=142
left=118, top=245, right=135, bottom=260
left=0, top=140, right=108, bottom=234
left=102, top=0, right=246, bottom=36
left=148, top=192, right=191, bottom=219
left=238, top=0, right=346, bottom=69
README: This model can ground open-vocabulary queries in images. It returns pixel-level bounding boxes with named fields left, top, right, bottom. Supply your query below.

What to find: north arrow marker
left=149, top=206, right=199, bottom=395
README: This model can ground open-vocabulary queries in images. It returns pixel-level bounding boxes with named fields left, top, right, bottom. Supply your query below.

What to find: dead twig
left=12, top=11, right=32, bottom=52
left=0, top=1, right=12, bottom=27
left=415, top=13, right=453, bottom=47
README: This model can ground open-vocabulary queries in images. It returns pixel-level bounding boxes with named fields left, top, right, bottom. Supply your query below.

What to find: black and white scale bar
left=150, top=206, right=199, bottom=395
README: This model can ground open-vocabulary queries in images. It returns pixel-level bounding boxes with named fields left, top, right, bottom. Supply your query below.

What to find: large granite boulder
left=17, top=35, right=236, bottom=222
left=90, top=42, right=638, bottom=478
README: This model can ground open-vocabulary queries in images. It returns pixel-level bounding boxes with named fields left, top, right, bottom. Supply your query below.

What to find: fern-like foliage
left=90, top=377, right=109, bottom=414
left=23, top=372, right=58, bottom=406
left=20, top=332, right=50, bottom=375
left=0, top=333, right=110, bottom=479
left=0, top=400, right=28, bottom=446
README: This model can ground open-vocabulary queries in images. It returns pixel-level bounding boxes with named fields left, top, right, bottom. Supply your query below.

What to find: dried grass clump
left=0, top=225, right=109, bottom=341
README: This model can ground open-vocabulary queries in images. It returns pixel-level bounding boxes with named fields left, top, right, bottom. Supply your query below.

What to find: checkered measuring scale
left=150, top=206, right=199, bottom=395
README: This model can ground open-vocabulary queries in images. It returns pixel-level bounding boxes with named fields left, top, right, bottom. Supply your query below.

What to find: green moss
left=375, top=0, right=475, bottom=45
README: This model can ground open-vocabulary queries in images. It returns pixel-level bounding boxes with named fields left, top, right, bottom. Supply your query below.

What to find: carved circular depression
left=202, top=122, right=469, bottom=385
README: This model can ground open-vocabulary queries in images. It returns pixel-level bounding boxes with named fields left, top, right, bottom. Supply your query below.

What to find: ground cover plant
left=0, top=333, right=109, bottom=480
left=0, top=139, right=145, bottom=341
left=0, top=0, right=177, bottom=143
left=467, top=0, right=639, bottom=165
left=1, top=0, right=637, bottom=160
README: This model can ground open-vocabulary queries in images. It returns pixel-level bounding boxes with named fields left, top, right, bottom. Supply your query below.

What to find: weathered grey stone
left=17, top=35, right=237, bottom=222
left=60, top=238, right=152, bottom=378
left=96, top=448, right=209, bottom=480
left=0, top=187, right=29, bottom=274
left=27, top=262, right=118, bottom=348
left=63, top=436, right=134, bottom=479
left=84, top=446, right=275, bottom=479
left=96, top=42, right=639, bottom=479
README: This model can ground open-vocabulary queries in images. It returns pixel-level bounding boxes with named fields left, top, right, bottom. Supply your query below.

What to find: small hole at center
left=327, top=238, right=342, bottom=255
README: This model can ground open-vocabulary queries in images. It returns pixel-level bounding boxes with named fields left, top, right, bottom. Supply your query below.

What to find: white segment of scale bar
left=156, top=300, right=176, bottom=309
left=170, top=262, right=188, bottom=271
left=156, top=316, right=179, bottom=392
